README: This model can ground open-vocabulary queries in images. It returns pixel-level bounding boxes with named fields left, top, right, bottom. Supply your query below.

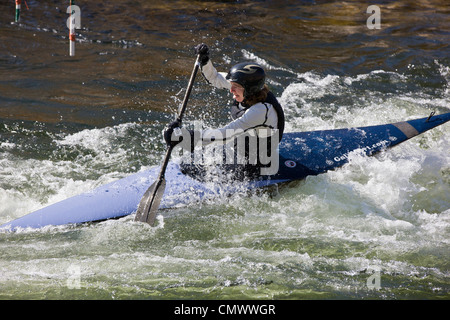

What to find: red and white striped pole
left=69, top=0, right=75, bottom=56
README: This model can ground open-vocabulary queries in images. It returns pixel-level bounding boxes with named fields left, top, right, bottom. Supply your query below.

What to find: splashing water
left=0, top=0, right=449, bottom=300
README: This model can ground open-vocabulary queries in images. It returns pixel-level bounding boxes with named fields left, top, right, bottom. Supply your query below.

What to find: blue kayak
left=1, top=112, right=449, bottom=231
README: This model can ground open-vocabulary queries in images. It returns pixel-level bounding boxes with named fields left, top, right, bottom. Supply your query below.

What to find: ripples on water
left=0, top=0, right=449, bottom=300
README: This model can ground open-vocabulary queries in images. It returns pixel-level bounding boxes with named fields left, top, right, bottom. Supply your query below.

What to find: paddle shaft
left=177, top=54, right=201, bottom=122
left=136, top=55, right=200, bottom=225
left=156, top=53, right=200, bottom=181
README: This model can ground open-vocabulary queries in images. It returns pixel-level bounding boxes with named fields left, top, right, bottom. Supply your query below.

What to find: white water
left=0, top=54, right=449, bottom=299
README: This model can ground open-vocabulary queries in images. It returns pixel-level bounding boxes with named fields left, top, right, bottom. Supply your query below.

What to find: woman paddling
left=164, top=44, right=285, bottom=181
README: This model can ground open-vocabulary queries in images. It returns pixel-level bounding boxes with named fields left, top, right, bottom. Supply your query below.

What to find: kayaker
left=164, top=43, right=285, bottom=180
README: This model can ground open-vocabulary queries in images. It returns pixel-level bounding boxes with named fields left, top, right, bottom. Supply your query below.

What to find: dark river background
left=0, top=0, right=449, bottom=300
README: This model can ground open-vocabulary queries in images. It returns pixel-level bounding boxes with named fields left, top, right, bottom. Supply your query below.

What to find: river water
left=0, top=0, right=449, bottom=300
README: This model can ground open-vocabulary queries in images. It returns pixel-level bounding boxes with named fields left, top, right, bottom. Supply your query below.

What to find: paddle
left=135, top=54, right=200, bottom=226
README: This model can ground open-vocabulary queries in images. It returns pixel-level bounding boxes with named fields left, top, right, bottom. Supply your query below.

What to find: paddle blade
left=134, top=178, right=166, bottom=225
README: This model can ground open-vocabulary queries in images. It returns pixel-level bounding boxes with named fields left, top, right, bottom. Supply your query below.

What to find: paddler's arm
left=196, top=103, right=272, bottom=146
left=166, top=104, right=274, bottom=152
left=195, top=44, right=231, bottom=90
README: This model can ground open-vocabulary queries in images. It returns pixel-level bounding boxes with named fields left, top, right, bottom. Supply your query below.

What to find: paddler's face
left=230, top=82, right=245, bottom=103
